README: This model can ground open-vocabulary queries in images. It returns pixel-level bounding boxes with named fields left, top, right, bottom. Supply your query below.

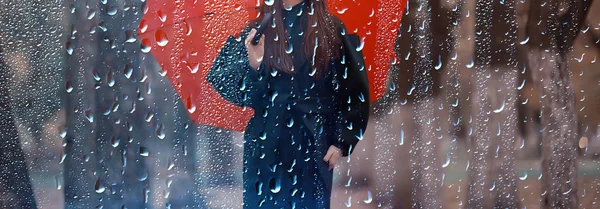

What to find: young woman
left=208, top=0, right=369, bottom=208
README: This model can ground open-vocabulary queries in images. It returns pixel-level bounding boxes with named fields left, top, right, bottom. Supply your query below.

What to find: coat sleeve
left=332, top=23, right=371, bottom=157
left=206, top=26, right=268, bottom=109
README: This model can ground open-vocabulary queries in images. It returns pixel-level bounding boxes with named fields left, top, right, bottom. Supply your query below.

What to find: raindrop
left=107, top=69, right=115, bottom=87
left=107, top=6, right=118, bottom=16
left=156, top=123, right=166, bottom=139
left=68, top=4, right=75, bottom=13
left=185, top=21, right=193, bottom=36
left=345, top=196, right=352, bottom=207
left=111, top=136, right=120, bottom=147
left=138, top=170, right=148, bottom=181
left=55, top=176, right=62, bottom=190
left=364, top=190, right=373, bottom=203
left=87, top=9, right=96, bottom=19
left=265, top=0, right=274, bottom=6
left=139, top=20, right=148, bottom=33
left=187, top=62, right=199, bottom=74
left=145, top=112, right=154, bottom=122
left=59, top=150, right=66, bottom=164
left=139, top=147, right=149, bottom=156
left=256, top=181, right=264, bottom=195
left=519, top=36, right=529, bottom=45
left=285, top=42, right=293, bottom=54
left=520, top=171, right=528, bottom=180
left=400, top=129, right=404, bottom=145
left=65, top=80, right=73, bottom=93
left=125, top=30, right=136, bottom=43
left=58, top=125, right=67, bottom=138
left=575, top=53, right=585, bottom=62
left=66, top=40, right=73, bottom=55
left=434, top=55, right=442, bottom=70
left=187, top=102, right=196, bottom=114
left=466, top=58, right=474, bottom=68
left=442, top=153, right=451, bottom=167
left=155, top=29, right=169, bottom=47
left=84, top=109, right=94, bottom=123
left=286, top=117, right=294, bottom=127
left=517, top=79, right=526, bottom=90
left=124, top=64, right=133, bottom=79
left=407, top=84, right=416, bottom=95
left=356, top=36, right=365, bottom=51
left=140, top=38, right=152, bottom=53
left=167, top=157, right=175, bottom=170
left=157, top=10, right=167, bottom=22
left=269, top=178, right=281, bottom=193
left=493, top=99, right=505, bottom=113
left=95, top=179, right=105, bottom=193
left=92, top=68, right=101, bottom=81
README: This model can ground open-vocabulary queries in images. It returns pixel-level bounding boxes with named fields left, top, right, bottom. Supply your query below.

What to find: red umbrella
left=138, top=0, right=407, bottom=132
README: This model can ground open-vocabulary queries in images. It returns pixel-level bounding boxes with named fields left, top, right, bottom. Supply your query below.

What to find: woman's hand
left=244, top=28, right=265, bottom=70
left=323, top=145, right=342, bottom=171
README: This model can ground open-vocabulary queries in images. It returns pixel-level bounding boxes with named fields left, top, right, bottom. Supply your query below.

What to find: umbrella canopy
left=138, top=0, right=406, bottom=132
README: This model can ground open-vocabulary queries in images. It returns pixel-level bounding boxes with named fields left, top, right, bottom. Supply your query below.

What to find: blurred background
left=0, top=0, right=599, bottom=208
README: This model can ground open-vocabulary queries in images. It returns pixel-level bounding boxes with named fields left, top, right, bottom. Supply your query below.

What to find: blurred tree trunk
left=525, top=0, right=592, bottom=208
left=467, top=0, right=494, bottom=208
left=62, top=0, right=100, bottom=207
left=487, top=0, right=520, bottom=208
left=469, top=0, right=521, bottom=208
left=382, top=0, right=457, bottom=207
left=0, top=44, right=37, bottom=209
left=409, top=0, right=441, bottom=208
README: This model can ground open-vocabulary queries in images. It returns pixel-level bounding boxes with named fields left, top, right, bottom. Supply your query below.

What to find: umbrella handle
left=251, top=12, right=273, bottom=45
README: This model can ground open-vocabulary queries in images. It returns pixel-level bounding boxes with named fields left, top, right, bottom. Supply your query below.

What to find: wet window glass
left=0, top=0, right=599, bottom=208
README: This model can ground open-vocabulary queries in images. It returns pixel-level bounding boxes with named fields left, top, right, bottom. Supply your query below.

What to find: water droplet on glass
left=124, top=64, right=133, bottom=79
left=356, top=36, right=365, bottom=51
left=466, top=58, right=474, bottom=68
left=155, top=29, right=169, bottom=47
left=140, top=38, right=152, bottom=53
left=364, top=190, right=373, bottom=203
left=520, top=36, right=529, bottom=45
left=434, top=55, right=442, bottom=70
left=157, top=10, right=167, bottom=22
left=520, top=171, right=528, bottom=180
left=255, top=181, right=264, bottom=195
left=111, top=136, right=120, bottom=147
left=269, top=178, right=281, bottom=193
left=442, top=153, right=451, bottom=167
left=55, top=176, right=62, bottom=190
left=87, top=9, right=96, bottom=19
left=345, top=196, right=352, bottom=207
left=66, top=40, right=73, bottom=55
left=106, top=7, right=118, bottom=16
left=156, top=123, right=165, bottom=139
left=95, top=179, right=105, bottom=193
left=493, top=99, right=505, bottom=113
left=107, top=69, right=115, bottom=87
left=84, top=109, right=94, bottom=123
left=139, top=147, right=149, bottom=156
left=65, top=80, right=73, bottom=93
left=125, top=30, right=136, bottom=43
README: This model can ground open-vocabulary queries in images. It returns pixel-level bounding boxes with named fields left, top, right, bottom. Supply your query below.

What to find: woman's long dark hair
left=252, top=0, right=342, bottom=75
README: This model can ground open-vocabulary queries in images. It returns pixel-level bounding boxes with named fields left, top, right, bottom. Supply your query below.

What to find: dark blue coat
left=207, top=2, right=369, bottom=208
